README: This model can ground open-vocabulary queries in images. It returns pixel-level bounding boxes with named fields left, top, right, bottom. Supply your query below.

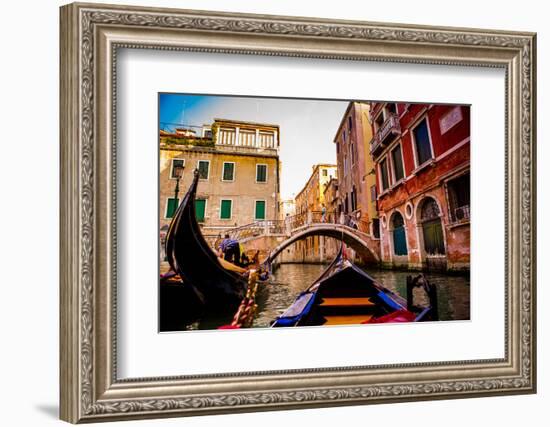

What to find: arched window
left=391, top=212, right=408, bottom=256
left=420, top=198, right=445, bottom=255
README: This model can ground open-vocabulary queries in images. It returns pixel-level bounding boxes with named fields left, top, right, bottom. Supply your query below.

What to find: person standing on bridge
left=218, top=234, right=241, bottom=265
left=321, top=204, right=327, bottom=223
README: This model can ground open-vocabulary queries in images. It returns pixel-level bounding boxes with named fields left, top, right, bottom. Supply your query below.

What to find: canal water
left=253, top=263, right=470, bottom=328
left=185, top=263, right=470, bottom=330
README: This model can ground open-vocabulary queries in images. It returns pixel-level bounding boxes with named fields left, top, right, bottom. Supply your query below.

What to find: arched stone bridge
left=214, top=212, right=381, bottom=265
left=264, top=223, right=380, bottom=265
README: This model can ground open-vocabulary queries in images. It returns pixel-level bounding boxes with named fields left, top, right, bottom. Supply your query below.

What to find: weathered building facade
left=370, top=102, right=470, bottom=271
left=333, top=102, right=378, bottom=236
left=279, top=198, right=296, bottom=219
left=294, top=164, right=337, bottom=216
left=321, top=177, right=341, bottom=260
left=291, top=164, right=337, bottom=263
left=322, top=177, right=339, bottom=221
left=159, top=118, right=280, bottom=244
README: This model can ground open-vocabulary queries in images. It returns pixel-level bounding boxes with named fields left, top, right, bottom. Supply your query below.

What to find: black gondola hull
left=272, top=255, right=426, bottom=327
left=164, top=171, right=247, bottom=310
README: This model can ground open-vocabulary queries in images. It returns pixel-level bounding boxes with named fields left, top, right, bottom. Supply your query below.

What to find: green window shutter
left=222, top=163, right=234, bottom=181
left=195, top=199, right=206, bottom=222
left=166, top=198, right=179, bottom=218
left=256, top=164, right=267, bottom=182
left=198, top=161, right=209, bottom=179
left=220, top=200, right=232, bottom=219
left=255, top=200, right=266, bottom=220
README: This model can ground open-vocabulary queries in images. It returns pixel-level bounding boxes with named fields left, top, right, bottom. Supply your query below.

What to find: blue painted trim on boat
left=273, top=292, right=317, bottom=326
left=377, top=291, right=404, bottom=311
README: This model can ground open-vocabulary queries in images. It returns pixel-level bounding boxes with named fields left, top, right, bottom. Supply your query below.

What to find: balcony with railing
left=370, top=113, right=401, bottom=157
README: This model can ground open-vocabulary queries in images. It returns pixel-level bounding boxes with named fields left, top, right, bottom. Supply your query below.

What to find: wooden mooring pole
left=406, top=274, right=439, bottom=321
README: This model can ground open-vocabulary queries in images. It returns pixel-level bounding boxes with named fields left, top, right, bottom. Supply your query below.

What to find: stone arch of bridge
left=264, top=225, right=380, bottom=265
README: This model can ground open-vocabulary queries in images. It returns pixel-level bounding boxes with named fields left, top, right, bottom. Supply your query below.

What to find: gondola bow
left=164, top=170, right=247, bottom=309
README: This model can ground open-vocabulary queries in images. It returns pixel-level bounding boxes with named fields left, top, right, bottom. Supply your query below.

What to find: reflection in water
left=365, top=268, right=470, bottom=322
left=189, top=263, right=470, bottom=330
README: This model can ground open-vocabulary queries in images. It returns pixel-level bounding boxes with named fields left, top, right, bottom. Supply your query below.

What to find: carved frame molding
left=60, top=2, right=536, bottom=423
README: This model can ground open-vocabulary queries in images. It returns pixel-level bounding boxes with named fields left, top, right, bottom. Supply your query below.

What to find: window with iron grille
left=447, top=173, right=470, bottom=222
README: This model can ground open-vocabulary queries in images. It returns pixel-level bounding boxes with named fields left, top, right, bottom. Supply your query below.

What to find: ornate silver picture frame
left=60, top=2, right=536, bottom=423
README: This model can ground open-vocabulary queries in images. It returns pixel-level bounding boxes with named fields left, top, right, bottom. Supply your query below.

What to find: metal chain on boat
left=230, top=270, right=260, bottom=328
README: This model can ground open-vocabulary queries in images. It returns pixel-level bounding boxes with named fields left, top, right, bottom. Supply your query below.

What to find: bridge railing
left=284, top=211, right=336, bottom=229
left=218, top=219, right=286, bottom=242
left=285, top=211, right=372, bottom=235
left=263, top=219, right=286, bottom=235
left=264, top=214, right=381, bottom=265
left=210, top=211, right=374, bottom=247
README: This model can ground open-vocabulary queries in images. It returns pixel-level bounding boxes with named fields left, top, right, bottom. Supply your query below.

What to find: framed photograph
left=60, top=2, right=536, bottom=423
left=158, top=94, right=470, bottom=332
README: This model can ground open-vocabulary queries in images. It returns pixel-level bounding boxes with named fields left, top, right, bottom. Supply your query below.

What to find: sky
left=159, top=93, right=348, bottom=199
